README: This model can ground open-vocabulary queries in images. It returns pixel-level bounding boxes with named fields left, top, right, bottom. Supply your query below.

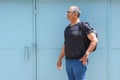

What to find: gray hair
left=70, top=6, right=81, bottom=17
left=72, top=6, right=81, bottom=14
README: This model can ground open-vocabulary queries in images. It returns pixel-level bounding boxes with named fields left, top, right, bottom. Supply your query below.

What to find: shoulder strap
left=78, top=22, right=91, bottom=49
left=78, top=22, right=86, bottom=37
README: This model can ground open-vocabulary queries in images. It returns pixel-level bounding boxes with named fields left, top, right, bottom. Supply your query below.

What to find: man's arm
left=57, top=45, right=65, bottom=70
left=80, top=32, right=98, bottom=65
left=86, top=32, right=98, bottom=55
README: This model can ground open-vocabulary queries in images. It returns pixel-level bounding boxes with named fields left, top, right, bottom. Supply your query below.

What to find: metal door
left=109, top=0, right=120, bottom=80
left=1, top=0, right=119, bottom=80
left=0, top=0, right=35, bottom=80
left=37, top=1, right=67, bottom=80
left=37, top=0, right=107, bottom=80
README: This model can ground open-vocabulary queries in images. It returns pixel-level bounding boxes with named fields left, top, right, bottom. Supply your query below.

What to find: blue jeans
left=65, top=59, right=87, bottom=80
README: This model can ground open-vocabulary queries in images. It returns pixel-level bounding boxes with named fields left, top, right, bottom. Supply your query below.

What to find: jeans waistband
left=65, top=57, right=82, bottom=60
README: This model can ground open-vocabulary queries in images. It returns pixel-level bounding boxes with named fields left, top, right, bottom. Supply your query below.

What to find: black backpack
left=79, top=22, right=98, bottom=52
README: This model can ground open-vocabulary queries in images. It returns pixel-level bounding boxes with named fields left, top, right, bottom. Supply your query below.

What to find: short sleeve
left=83, top=22, right=93, bottom=36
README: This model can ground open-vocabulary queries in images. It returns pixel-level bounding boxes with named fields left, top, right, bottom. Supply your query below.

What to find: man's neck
left=70, top=18, right=80, bottom=26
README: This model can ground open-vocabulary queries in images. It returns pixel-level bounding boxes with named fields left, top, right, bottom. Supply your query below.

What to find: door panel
left=111, top=1, right=120, bottom=48
left=0, top=0, right=33, bottom=48
left=0, top=49, right=34, bottom=80
left=109, top=1, right=120, bottom=80
left=38, top=49, right=67, bottom=80
left=0, top=1, right=34, bottom=80
left=37, top=2, right=68, bottom=80
left=37, top=1, right=107, bottom=80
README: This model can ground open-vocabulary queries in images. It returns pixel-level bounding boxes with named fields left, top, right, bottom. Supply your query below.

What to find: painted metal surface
left=0, top=0, right=120, bottom=80
left=37, top=0, right=108, bottom=80
left=0, top=0, right=35, bottom=80
left=109, top=1, right=120, bottom=80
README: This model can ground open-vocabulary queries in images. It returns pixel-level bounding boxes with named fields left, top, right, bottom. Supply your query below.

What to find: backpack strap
left=78, top=22, right=91, bottom=49
left=78, top=22, right=88, bottom=37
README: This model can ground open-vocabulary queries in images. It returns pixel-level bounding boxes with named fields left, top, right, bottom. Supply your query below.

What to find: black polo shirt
left=64, top=22, right=92, bottom=59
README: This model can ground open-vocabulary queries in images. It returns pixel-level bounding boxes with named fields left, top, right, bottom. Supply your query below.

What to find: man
left=57, top=6, right=98, bottom=80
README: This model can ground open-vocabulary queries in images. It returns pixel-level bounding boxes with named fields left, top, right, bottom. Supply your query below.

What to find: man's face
left=67, top=7, right=78, bottom=21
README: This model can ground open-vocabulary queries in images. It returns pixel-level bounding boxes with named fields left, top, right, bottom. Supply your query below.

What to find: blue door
left=0, top=0, right=35, bottom=80
left=0, top=0, right=120, bottom=80
left=109, top=0, right=120, bottom=80
left=37, top=0, right=107, bottom=80
left=37, top=1, right=67, bottom=80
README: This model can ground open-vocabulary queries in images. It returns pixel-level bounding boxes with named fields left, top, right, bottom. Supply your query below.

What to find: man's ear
left=75, top=12, right=79, bottom=17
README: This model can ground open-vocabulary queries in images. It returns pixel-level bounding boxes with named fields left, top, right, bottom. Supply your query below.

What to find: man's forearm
left=86, top=40, right=98, bottom=55
left=58, top=45, right=65, bottom=60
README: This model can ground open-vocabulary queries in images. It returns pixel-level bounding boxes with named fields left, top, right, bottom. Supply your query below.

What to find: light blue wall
left=0, top=0, right=35, bottom=80
left=109, top=1, right=120, bottom=80
left=0, top=0, right=120, bottom=80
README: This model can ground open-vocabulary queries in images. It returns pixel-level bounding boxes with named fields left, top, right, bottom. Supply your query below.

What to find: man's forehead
left=69, top=6, right=76, bottom=10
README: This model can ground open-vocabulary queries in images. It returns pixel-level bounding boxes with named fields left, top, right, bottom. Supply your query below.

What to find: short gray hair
left=71, top=6, right=81, bottom=17
left=73, top=6, right=81, bottom=14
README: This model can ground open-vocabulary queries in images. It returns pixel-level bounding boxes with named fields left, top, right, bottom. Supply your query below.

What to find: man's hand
left=80, top=54, right=89, bottom=65
left=57, top=60, right=62, bottom=70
